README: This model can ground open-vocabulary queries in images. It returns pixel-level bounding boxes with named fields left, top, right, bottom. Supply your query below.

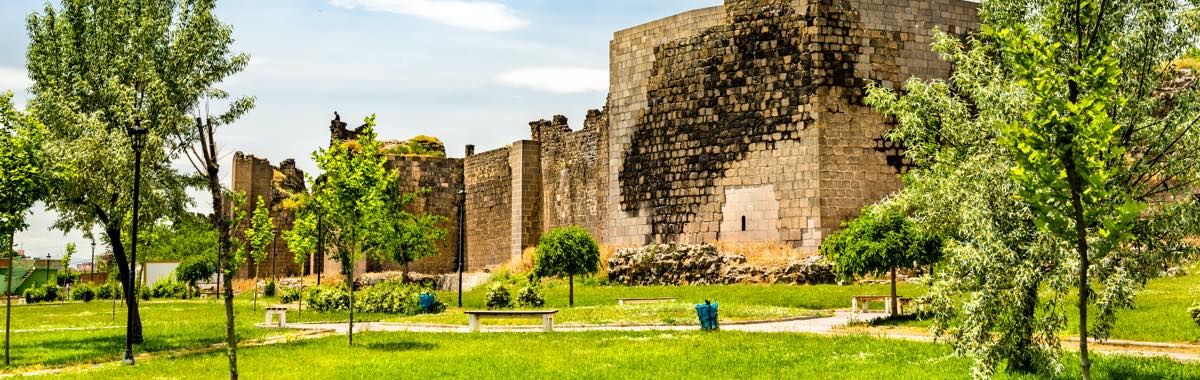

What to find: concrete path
left=271, top=311, right=890, bottom=334
left=272, top=312, right=1200, bottom=363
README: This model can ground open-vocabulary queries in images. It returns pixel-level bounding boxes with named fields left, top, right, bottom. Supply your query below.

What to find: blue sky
left=0, top=0, right=723, bottom=264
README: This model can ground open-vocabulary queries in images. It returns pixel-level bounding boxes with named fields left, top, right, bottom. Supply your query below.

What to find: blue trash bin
left=419, top=293, right=436, bottom=313
left=695, top=300, right=719, bottom=331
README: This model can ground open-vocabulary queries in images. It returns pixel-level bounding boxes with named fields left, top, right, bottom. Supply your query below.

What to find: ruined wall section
left=463, top=147, right=513, bottom=270
left=379, top=156, right=464, bottom=274
left=607, top=5, right=728, bottom=247
left=534, top=109, right=608, bottom=239
left=231, top=153, right=306, bottom=278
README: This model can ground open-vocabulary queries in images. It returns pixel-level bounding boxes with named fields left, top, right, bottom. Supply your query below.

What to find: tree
left=0, top=91, right=59, bottom=366
left=60, top=242, right=76, bottom=285
left=244, top=196, right=274, bottom=311
left=175, top=254, right=215, bottom=292
left=865, top=1, right=1200, bottom=376
left=287, top=117, right=396, bottom=345
left=532, top=226, right=599, bottom=307
left=26, top=0, right=243, bottom=348
left=820, top=202, right=942, bottom=317
left=379, top=187, right=447, bottom=281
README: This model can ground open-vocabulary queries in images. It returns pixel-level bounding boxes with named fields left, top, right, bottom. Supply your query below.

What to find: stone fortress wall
left=234, top=0, right=980, bottom=277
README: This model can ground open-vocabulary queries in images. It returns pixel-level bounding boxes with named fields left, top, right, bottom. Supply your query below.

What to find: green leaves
left=0, top=91, right=57, bottom=237
left=533, top=226, right=601, bottom=278
left=288, top=116, right=397, bottom=275
left=820, top=201, right=942, bottom=280
left=244, top=196, right=275, bottom=266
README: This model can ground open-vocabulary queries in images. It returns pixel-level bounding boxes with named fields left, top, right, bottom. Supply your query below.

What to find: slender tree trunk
left=199, top=122, right=239, bottom=379
left=402, top=259, right=409, bottom=284
left=889, top=267, right=898, bottom=317
left=252, top=267, right=258, bottom=311
left=105, top=225, right=143, bottom=344
left=5, top=231, right=14, bottom=366
left=347, top=261, right=354, bottom=346
left=1065, top=163, right=1091, bottom=380
left=569, top=273, right=574, bottom=307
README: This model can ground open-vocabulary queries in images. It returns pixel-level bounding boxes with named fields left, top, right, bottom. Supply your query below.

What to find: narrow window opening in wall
left=741, top=216, right=747, bottom=231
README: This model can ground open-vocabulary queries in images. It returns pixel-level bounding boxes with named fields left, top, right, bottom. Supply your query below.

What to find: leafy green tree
left=244, top=196, right=274, bottom=310
left=175, top=254, right=215, bottom=292
left=25, top=0, right=242, bottom=347
left=820, top=202, right=942, bottom=317
left=866, top=1, right=1200, bottom=376
left=0, top=92, right=59, bottom=366
left=288, top=117, right=396, bottom=345
left=533, top=226, right=600, bottom=307
left=379, top=187, right=447, bottom=281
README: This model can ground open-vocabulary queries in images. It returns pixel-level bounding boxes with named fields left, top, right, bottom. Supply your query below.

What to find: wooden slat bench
left=617, top=297, right=678, bottom=306
left=464, top=310, right=558, bottom=332
left=851, top=296, right=914, bottom=315
left=264, top=306, right=288, bottom=326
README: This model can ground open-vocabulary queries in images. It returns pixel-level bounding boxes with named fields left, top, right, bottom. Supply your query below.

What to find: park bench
left=617, top=297, right=677, bottom=306
left=265, top=306, right=288, bottom=326
left=850, top=295, right=915, bottom=315
left=464, top=310, right=558, bottom=332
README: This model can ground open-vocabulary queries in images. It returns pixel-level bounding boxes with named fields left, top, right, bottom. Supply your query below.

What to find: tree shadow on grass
left=364, top=341, right=438, bottom=352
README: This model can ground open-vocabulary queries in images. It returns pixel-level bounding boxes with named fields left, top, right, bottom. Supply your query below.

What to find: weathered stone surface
left=607, top=243, right=833, bottom=285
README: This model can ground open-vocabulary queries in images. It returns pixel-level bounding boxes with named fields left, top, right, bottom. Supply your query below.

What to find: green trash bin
left=695, top=300, right=719, bottom=331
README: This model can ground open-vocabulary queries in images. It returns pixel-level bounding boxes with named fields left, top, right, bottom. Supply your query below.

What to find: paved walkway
left=271, top=311, right=890, bottom=334
left=272, top=312, right=1200, bottom=363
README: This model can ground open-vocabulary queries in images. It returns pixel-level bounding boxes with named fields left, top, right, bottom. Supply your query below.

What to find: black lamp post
left=457, top=189, right=466, bottom=308
left=90, top=238, right=96, bottom=280
left=124, top=122, right=148, bottom=365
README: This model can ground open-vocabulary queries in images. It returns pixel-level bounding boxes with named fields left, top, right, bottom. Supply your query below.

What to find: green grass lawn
left=868, top=265, right=1200, bottom=343
left=0, top=297, right=334, bottom=372
left=53, top=330, right=1200, bottom=380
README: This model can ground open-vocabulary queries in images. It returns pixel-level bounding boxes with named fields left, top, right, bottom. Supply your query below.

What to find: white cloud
left=329, top=0, right=527, bottom=32
left=0, top=66, right=31, bottom=93
left=497, top=67, right=608, bottom=94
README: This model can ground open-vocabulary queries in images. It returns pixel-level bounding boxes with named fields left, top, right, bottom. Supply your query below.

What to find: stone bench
left=464, top=310, right=558, bottom=332
left=851, top=296, right=915, bottom=315
left=617, top=297, right=677, bottom=306
left=264, top=306, right=288, bottom=326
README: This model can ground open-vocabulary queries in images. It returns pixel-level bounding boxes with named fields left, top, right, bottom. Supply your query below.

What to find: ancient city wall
left=463, top=146, right=514, bottom=270
left=606, top=0, right=978, bottom=252
left=231, top=153, right=306, bottom=278
left=379, top=155, right=464, bottom=273
left=534, top=110, right=609, bottom=240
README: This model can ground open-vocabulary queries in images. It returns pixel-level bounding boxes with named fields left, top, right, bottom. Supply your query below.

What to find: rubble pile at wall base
left=607, top=243, right=834, bottom=286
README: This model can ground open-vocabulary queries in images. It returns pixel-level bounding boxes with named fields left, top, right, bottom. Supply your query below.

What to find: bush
left=264, top=281, right=277, bottom=297
left=58, top=271, right=80, bottom=286
left=517, top=285, right=545, bottom=308
left=1190, top=304, right=1200, bottom=328
left=96, top=282, right=118, bottom=300
left=139, top=285, right=151, bottom=301
left=22, top=286, right=44, bottom=304
left=355, top=280, right=422, bottom=314
left=23, top=283, right=61, bottom=304
left=151, top=280, right=191, bottom=299
left=305, top=285, right=351, bottom=312
left=279, top=287, right=301, bottom=304
left=485, top=283, right=513, bottom=309
left=72, top=283, right=97, bottom=302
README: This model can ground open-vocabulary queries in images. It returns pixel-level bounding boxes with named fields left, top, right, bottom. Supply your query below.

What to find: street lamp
left=124, top=122, right=148, bottom=365
left=457, top=189, right=466, bottom=308
left=90, top=238, right=96, bottom=280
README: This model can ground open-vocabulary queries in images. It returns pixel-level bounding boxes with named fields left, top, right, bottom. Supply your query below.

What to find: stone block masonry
left=268, top=0, right=979, bottom=275
left=231, top=153, right=307, bottom=279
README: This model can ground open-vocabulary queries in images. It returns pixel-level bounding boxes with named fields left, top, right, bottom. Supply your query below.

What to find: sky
left=0, top=0, right=724, bottom=265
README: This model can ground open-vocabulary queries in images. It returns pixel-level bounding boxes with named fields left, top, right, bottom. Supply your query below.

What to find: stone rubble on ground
left=607, top=243, right=835, bottom=286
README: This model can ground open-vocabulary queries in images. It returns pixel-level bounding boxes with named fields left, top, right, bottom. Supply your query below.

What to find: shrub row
left=23, top=283, right=61, bottom=303
left=303, top=281, right=444, bottom=315
left=485, top=283, right=545, bottom=309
